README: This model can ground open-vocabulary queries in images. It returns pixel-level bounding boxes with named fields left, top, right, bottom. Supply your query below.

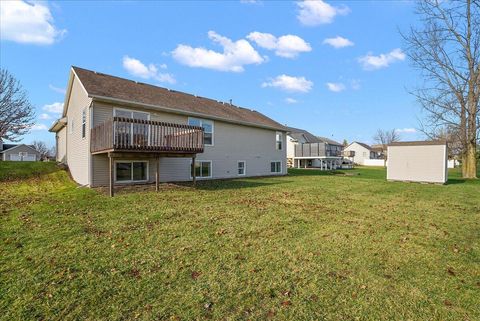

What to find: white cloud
left=0, top=0, right=66, bottom=45
left=172, top=31, right=265, bottom=72
left=358, top=48, right=406, bottom=70
left=122, top=56, right=176, bottom=84
left=262, top=75, right=313, bottom=93
left=396, top=128, right=417, bottom=133
left=39, top=113, right=52, bottom=120
left=247, top=32, right=311, bottom=58
left=285, top=98, right=298, bottom=104
left=43, top=102, right=63, bottom=114
left=49, top=84, right=66, bottom=94
left=240, top=0, right=260, bottom=3
left=30, top=124, right=48, bottom=131
left=326, top=82, right=346, bottom=92
left=323, top=36, right=354, bottom=48
left=297, top=0, right=350, bottom=26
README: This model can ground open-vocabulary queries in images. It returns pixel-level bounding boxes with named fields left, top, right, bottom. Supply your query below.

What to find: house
left=0, top=142, right=40, bottom=161
left=286, top=126, right=344, bottom=170
left=49, top=66, right=288, bottom=195
left=344, top=142, right=382, bottom=166
left=387, top=141, right=448, bottom=184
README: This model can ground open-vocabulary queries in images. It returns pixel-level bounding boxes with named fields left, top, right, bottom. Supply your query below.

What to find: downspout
left=88, top=101, right=93, bottom=187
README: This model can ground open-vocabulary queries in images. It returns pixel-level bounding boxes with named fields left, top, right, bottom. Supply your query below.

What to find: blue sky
left=1, top=0, right=424, bottom=148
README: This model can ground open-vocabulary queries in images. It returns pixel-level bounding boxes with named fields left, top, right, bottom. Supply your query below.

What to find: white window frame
left=276, top=132, right=283, bottom=150
left=191, top=160, right=212, bottom=179
left=81, top=108, right=87, bottom=139
left=237, top=160, right=246, bottom=176
left=113, top=107, right=151, bottom=145
left=270, top=160, right=282, bottom=174
left=188, top=117, right=214, bottom=146
left=114, top=160, right=149, bottom=183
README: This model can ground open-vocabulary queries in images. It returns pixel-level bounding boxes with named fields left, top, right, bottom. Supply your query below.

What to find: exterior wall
left=363, top=159, right=386, bottom=167
left=56, top=127, right=67, bottom=163
left=2, top=145, right=40, bottom=161
left=344, top=143, right=371, bottom=165
left=286, top=134, right=296, bottom=159
left=65, top=75, right=92, bottom=185
left=387, top=144, right=447, bottom=183
left=91, top=101, right=287, bottom=187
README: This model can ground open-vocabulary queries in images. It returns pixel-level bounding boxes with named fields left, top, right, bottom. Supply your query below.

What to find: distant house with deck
left=49, top=66, right=288, bottom=195
left=286, top=126, right=344, bottom=170
left=344, top=141, right=382, bottom=166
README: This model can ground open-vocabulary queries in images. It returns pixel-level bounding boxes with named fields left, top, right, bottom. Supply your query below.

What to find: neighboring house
left=49, top=66, right=287, bottom=195
left=286, top=126, right=344, bottom=170
left=0, top=142, right=40, bottom=161
left=387, top=141, right=448, bottom=184
left=344, top=142, right=382, bottom=165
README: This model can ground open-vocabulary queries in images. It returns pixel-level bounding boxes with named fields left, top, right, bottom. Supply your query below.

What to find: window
left=188, top=118, right=214, bottom=146
left=193, top=160, right=212, bottom=178
left=115, top=161, right=148, bottom=182
left=270, top=161, right=282, bottom=173
left=276, top=132, right=283, bottom=150
left=114, top=108, right=150, bottom=146
left=69, top=117, right=74, bottom=134
left=238, top=161, right=246, bottom=176
left=81, top=109, right=87, bottom=138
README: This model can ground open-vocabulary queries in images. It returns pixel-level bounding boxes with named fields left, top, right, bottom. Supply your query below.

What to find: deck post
left=192, top=155, right=196, bottom=187
left=109, top=153, right=114, bottom=197
left=156, top=156, right=160, bottom=192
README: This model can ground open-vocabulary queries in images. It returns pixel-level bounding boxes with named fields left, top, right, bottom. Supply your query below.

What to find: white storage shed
left=387, top=141, right=448, bottom=184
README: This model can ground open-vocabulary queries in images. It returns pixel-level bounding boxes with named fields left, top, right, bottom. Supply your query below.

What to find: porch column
left=192, top=155, right=196, bottom=187
left=155, top=156, right=160, bottom=192
left=109, top=153, right=114, bottom=197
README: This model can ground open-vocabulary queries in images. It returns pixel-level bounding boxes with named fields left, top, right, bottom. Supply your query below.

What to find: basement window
left=115, top=161, right=148, bottom=183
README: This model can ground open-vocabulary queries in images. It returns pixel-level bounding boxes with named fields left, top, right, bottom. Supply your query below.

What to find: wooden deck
left=91, top=117, right=204, bottom=155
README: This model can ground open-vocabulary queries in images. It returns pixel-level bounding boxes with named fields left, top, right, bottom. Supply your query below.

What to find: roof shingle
left=72, top=66, right=287, bottom=131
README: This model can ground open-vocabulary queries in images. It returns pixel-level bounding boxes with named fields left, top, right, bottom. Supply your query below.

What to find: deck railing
left=294, top=143, right=343, bottom=157
left=91, top=117, right=204, bottom=154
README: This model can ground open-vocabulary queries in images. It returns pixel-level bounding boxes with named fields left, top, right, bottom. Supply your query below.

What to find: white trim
left=114, top=160, right=149, bottom=183
left=92, top=95, right=287, bottom=132
left=237, top=160, right=246, bottom=176
left=188, top=117, right=214, bottom=147
left=270, top=160, right=282, bottom=174
left=88, top=104, right=93, bottom=187
left=191, top=160, right=213, bottom=179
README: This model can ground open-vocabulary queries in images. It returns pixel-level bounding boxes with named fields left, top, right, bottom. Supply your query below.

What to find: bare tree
left=403, top=0, right=479, bottom=178
left=0, top=69, right=35, bottom=142
left=373, top=129, right=401, bottom=167
left=32, top=140, right=49, bottom=160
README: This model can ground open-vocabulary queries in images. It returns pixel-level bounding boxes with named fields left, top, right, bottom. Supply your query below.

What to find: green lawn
left=1, top=163, right=479, bottom=320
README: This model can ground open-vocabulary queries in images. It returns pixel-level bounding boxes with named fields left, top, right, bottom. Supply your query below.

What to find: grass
left=1, top=162, right=479, bottom=320
left=0, top=161, right=58, bottom=181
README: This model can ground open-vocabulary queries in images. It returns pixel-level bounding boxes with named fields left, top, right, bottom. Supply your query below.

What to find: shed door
left=23, top=155, right=36, bottom=161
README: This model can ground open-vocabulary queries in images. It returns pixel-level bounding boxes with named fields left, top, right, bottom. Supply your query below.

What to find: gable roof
left=286, top=126, right=322, bottom=143
left=0, top=144, right=38, bottom=154
left=347, top=141, right=372, bottom=150
left=317, top=136, right=342, bottom=146
left=71, top=66, right=287, bottom=131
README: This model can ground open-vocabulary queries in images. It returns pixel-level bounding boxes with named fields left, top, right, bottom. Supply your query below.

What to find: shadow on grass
left=181, top=178, right=291, bottom=191
left=445, top=178, right=467, bottom=185
left=288, top=168, right=386, bottom=180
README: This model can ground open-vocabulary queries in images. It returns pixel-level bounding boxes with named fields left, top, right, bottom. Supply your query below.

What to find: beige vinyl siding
left=66, top=75, right=92, bottom=185
left=387, top=144, right=447, bottom=183
left=91, top=101, right=287, bottom=187
left=56, top=127, right=67, bottom=163
left=344, top=143, right=371, bottom=165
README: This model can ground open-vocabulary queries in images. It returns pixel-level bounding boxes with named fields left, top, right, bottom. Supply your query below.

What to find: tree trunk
left=464, top=141, right=477, bottom=178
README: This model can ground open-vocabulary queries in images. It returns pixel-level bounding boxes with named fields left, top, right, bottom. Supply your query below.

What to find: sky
left=0, top=0, right=425, bottom=148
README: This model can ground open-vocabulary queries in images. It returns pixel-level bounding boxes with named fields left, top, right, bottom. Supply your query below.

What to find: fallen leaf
left=191, top=271, right=201, bottom=280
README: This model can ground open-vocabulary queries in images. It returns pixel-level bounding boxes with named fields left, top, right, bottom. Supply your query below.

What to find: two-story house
left=286, top=126, right=344, bottom=170
left=49, top=67, right=287, bottom=195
